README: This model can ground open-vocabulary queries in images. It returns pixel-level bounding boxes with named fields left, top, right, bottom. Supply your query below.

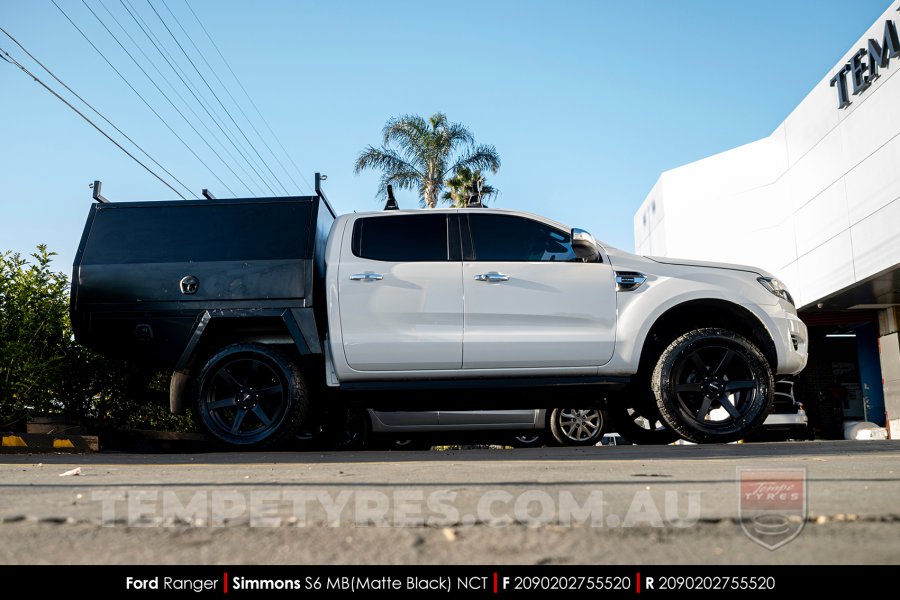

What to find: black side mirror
left=571, top=228, right=601, bottom=263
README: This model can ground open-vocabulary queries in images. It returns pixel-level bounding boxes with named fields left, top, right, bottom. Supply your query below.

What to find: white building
left=635, top=1, right=900, bottom=437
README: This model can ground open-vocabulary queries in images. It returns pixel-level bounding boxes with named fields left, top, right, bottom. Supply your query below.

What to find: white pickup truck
left=71, top=182, right=808, bottom=449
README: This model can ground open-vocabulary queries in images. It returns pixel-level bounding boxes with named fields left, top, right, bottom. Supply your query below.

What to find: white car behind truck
left=70, top=178, right=808, bottom=449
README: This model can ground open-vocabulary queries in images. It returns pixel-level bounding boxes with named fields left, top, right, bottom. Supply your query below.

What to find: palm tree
left=442, top=167, right=498, bottom=207
left=354, top=113, right=500, bottom=208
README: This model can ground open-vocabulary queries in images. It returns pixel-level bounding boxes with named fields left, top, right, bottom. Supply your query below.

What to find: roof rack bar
left=90, top=180, right=110, bottom=204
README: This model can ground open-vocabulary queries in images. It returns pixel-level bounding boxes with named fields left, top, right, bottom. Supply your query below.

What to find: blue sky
left=0, top=0, right=892, bottom=270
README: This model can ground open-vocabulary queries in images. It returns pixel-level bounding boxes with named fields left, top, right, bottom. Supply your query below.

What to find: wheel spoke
left=560, top=409, right=578, bottom=420
left=725, top=380, right=756, bottom=391
left=690, top=352, right=707, bottom=373
left=247, top=360, right=261, bottom=383
left=208, top=396, right=236, bottom=410
left=584, top=420, right=599, bottom=431
left=712, top=350, right=734, bottom=376
left=230, top=408, right=248, bottom=433
left=216, top=369, right=243, bottom=390
left=696, top=395, right=713, bottom=420
left=258, top=384, right=284, bottom=397
left=719, top=395, right=742, bottom=419
left=252, top=405, right=272, bottom=427
left=677, top=383, right=702, bottom=392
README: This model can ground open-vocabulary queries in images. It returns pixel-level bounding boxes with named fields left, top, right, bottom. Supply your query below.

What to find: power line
left=0, top=41, right=187, bottom=199
left=98, top=0, right=265, bottom=197
left=161, top=0, right=304, bottom=195
left=119, top=0, right=270, bottom=196
left=0, top=24, right=196, bottom=199
left=146, top=0, right=290, bottom=196
left=182, top=0, right=314, bottom=194
left=55, top=0, right=243, bottom=197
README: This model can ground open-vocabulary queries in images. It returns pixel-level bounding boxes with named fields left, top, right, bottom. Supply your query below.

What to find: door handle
left=474, top=272, right=509, bottom=282
left=349, top=272, right=383, bottom=281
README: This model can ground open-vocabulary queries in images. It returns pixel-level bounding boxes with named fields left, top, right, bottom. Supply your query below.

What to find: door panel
left=338, top=214, right=463, bottom=371
left=462, top=214, right=617, bottom=369
left=439, top=409, right=538, bottom=426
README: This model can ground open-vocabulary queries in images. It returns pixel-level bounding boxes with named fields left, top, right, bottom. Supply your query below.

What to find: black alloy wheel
left=194, top=343, right=307, bottom=449
left=652, top=328, right=773, bottom=444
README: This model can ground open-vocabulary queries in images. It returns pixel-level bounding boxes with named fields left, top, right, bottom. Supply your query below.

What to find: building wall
left=634, top=1, right=900, bottom=310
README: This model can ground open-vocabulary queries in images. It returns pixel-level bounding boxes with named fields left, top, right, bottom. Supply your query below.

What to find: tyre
left=377, top=438, right=432, bottom=451
left=607, top=401, right=679, bottom=445
left=549, top=407, right=607, bottom=446
left=652, top=328, right=773, bottom=444
left=509, top=433, right=545, bottom=448
left=327, top=408, right=370, bottom=451
left=193, top=343, right=308, bottom=450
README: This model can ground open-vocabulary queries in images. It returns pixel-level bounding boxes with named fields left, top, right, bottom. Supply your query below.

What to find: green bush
left=0, top=246, right=193, bottom=432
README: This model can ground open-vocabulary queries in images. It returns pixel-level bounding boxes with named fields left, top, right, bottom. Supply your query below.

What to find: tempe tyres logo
left=737, top=468, right=807, bottom=550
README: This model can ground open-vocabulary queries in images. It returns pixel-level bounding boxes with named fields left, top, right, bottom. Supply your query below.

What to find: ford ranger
left=70, top=178, right=808, bottom=448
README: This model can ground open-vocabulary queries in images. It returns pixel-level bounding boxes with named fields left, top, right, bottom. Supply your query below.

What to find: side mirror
left=571, top=228, right=601, bottom=263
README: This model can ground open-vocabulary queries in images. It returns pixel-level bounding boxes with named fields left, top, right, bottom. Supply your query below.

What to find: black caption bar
left=1, top=566, right=892, bottom=597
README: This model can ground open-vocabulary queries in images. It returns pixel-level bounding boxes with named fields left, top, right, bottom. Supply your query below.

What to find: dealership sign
left=830, top=8, right=900, bottom=109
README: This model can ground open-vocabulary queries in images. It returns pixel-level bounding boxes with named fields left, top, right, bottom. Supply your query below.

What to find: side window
left=352, top=214, right=448, bottom=262
left=468, top=214, right=578, bottom=262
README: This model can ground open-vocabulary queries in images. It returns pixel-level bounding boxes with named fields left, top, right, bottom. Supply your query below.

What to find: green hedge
left=0, top=246, right=193, bottom=432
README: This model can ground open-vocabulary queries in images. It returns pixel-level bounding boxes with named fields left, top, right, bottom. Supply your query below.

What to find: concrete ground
left=1, top=440, right=898, bottom=565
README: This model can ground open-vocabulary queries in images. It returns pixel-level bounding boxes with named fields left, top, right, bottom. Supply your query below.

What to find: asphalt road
left=1, top=441, right=898, bottom=565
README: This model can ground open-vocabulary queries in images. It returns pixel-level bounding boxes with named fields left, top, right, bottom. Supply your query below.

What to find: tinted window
left=353, top=214, right=448, bottom=262
left=468, top=214, right=577, bottom=262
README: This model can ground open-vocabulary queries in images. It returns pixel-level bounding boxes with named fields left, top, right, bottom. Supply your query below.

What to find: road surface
left=1, top=441, right=898, bottom=564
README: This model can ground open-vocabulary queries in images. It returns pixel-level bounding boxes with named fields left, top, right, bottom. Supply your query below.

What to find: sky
left=0, top=0, right=893, bottom=271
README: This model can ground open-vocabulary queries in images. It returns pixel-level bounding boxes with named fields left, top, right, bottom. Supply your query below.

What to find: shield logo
left=737, top=468, right=807, bottom=550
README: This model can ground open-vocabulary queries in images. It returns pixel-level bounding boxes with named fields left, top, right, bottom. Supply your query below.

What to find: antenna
left=201, top=189, right=216, bottom=200
left=384, top=184, right=399, bottom=210
left=89, top=180, right=110, bottom=203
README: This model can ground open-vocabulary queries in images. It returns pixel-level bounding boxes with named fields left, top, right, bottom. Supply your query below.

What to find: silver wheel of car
left=549, top=408, right=607, bottom=446
left=509, top=434, right=544, bottom=448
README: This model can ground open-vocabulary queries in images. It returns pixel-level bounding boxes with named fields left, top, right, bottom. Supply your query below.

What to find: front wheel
left=193, top=343, right=308, bottom=450
left=652, top=328, right=773, bottom=444
left=549, top=407, right=607, bottom=446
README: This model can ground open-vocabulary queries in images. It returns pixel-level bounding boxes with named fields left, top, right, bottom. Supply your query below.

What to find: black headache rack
left=70, top=175, right=336, bottom=369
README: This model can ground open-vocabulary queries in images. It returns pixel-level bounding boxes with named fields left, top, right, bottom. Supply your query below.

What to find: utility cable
left=51, top=0, right=238, bottom=196
left=0, top=42, right=187, bottom=199
left=50, top=0, right=240, bottom=196
left=147, top=0, right=289, bottom=196
left=0, top=25, right=196, bottom=199
left=182, top=0, right=314, bottom=194
left=97, top=0, right=264, bottom=196
left=119, top=0, right=268, bottom=195
left=161, top=0, right=304, bottom=195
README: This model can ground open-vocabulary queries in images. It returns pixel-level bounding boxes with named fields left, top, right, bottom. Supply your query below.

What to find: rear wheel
left=327, top=408, right=370, bottom=450
left=509, top=433, right=545, bottom=448
left=549, top=408, right=607, bottom=446
left=652, top=328, right=773, bottom=444
left=194, top=343, right=307, bottom=450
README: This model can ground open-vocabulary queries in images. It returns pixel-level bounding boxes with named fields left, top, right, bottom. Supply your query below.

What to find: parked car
left=363, top=407, right=608, bottom=448
left=71, top=178, right=808, bottom=449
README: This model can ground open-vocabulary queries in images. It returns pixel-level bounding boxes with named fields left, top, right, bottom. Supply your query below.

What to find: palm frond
left=449, top=144, right=501, bottom=175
